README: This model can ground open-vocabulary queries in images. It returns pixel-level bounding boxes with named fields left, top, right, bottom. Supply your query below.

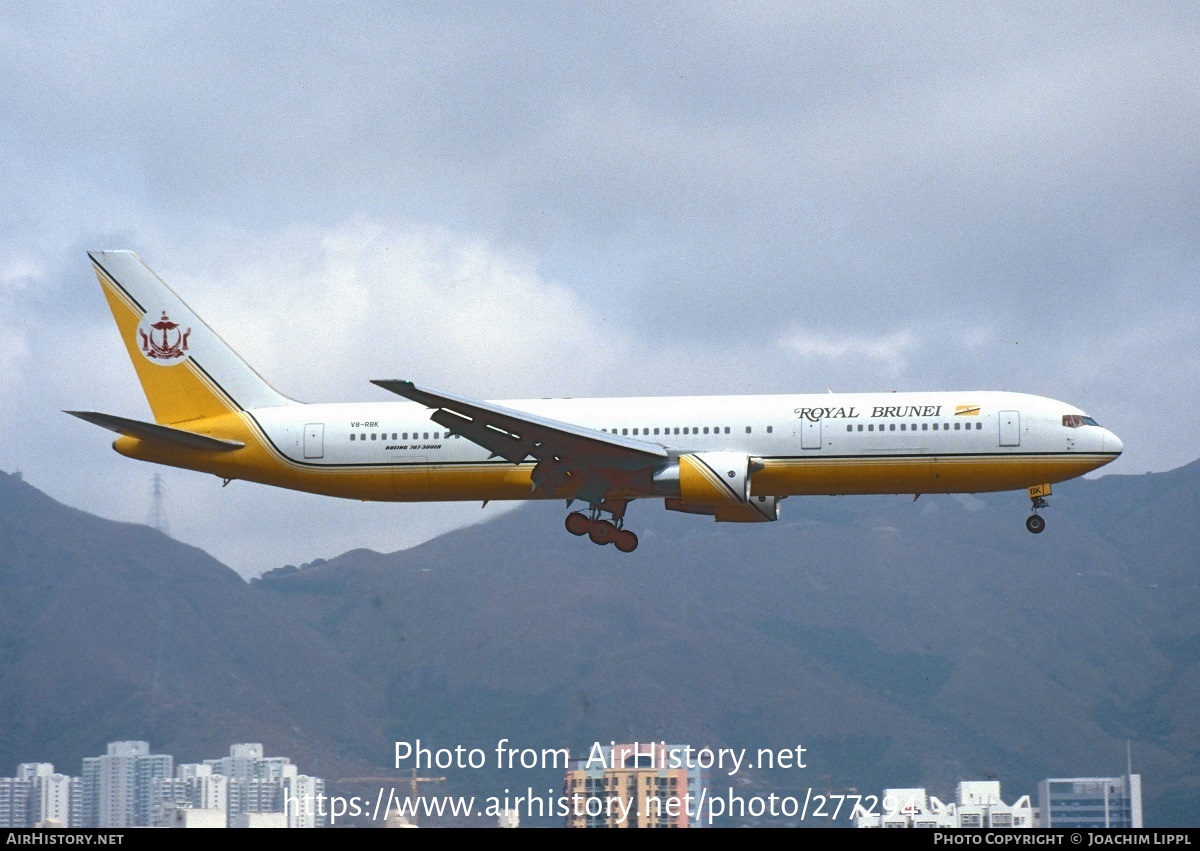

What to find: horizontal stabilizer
left=65, top=411, right=245, bottom=452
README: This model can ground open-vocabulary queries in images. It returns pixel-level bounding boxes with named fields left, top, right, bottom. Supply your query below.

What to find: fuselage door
left=999, top=411, right=1020, bottom=447
left=304, top=423, right=325, bottom=459
left=801, top=418, right=822, bottom=450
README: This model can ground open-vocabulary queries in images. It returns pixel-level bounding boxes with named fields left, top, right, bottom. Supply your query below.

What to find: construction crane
left=335, top=769, right=447, bottom=827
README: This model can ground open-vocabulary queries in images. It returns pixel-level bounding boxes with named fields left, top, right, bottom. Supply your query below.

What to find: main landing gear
left=1026, top=484, right=1051, bottom=534
left=564, top=499, right=639, bottom=553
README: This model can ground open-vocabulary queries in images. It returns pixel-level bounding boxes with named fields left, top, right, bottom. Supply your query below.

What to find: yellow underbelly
left=753, top=453, right=1111, bottom=496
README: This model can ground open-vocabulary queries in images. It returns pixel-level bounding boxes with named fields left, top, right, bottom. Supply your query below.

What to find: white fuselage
left=237, top=389, right=1120, bottom=501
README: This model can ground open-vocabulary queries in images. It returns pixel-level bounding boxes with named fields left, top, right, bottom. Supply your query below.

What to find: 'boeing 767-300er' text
left=69, top=251, right=1123, bottom=553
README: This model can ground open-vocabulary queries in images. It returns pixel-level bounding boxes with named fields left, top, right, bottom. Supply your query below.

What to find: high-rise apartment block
left=564, top=742, right=708, bottom=828
left=1038, top=775, right=1142, bottom=828
left=3, top=741, right=325, bottom=828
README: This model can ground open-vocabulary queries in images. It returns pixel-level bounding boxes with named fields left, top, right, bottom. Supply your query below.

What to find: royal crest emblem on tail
left=137, top=310, right=191, bottom=364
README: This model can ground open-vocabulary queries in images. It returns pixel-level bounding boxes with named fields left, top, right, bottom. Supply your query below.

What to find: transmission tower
left=148, top=473, right=171, bottom=536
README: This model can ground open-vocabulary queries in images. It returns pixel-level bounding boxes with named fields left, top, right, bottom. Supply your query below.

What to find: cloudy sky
left=2, top=3, right=1197, bottom=576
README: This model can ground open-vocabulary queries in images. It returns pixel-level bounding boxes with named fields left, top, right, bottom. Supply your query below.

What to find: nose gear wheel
left=1026, top=494, right=1049, bottom=534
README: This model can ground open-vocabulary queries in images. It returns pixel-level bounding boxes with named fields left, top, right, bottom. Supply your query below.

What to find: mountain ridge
left=1, top=464, right=1196, bottom=825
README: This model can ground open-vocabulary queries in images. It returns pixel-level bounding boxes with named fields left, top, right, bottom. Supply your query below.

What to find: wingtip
left=87, top=249, right=134, bottom=261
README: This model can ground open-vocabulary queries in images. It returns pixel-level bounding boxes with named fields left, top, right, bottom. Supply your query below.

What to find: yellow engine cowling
left=665, top=452, right=779, bottom=522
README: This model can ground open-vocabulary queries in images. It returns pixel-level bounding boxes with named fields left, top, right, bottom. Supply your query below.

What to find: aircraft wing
left=371, top=379, right=667, bottom=503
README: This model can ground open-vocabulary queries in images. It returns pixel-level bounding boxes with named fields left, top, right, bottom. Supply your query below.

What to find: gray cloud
left=1, top=3, right=1197, bottom=573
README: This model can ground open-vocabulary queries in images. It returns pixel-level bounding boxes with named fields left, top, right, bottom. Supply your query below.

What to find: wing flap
left=66, top=411, right=245, bottom=452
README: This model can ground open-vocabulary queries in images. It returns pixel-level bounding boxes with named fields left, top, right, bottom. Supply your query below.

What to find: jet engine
left=658, top=451, right=780, bottom=522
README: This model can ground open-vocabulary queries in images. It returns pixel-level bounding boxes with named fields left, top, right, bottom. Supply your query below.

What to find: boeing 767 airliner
left=69, top=251, right=1123, bottom=553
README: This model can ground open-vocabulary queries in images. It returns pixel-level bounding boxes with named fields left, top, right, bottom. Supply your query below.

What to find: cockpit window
left=1063, top=414, right=1100, bottom=428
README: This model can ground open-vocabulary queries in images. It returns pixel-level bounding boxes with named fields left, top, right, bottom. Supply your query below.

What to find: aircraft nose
left=1105, top=429, right=1123, bottom=456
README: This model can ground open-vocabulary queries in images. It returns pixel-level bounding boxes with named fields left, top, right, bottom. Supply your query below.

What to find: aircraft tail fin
left=88, top=251, right=294, bottom=424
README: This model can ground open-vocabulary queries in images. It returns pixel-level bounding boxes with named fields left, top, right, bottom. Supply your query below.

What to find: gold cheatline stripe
left=763, top=453, right=1097, bottom=467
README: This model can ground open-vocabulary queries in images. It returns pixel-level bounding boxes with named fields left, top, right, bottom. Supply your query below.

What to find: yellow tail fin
left=90, top=251, right=293, bottom=424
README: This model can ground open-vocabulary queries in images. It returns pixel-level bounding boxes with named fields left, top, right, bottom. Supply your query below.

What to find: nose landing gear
left=1025, top=484, right=1051, bottom=534
left=564, top=499, right=639, bottom=552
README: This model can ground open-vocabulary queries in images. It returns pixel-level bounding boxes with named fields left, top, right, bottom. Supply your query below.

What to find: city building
left=564, top=742, right=708, bottom=828
left=80, top=740, right=173, bottom=828
left=230, top=812, right=288, bottom=828
left=854, top=781, right=1034, bottom=828
left=6, top=742, right=324, bottom=828
left=0, top=777, right=31, bottom=828
left=20, top=764, right=72, bottom=827
left=0, top=764, right=73, bottom=827
left=202, top=743, right=325, bottom=828
left=172, top=807, right=227, bottom=828
left=1037, top=775, right=1142, bottom=828
left=154, top=765, right=230, bottom=826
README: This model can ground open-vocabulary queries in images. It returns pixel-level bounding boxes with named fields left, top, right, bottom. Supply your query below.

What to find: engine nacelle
left=662, top=452, right=779, bottom=522
left=679, top=451, right=751, bottom=503
left=665, top=494, right=780, bottom=522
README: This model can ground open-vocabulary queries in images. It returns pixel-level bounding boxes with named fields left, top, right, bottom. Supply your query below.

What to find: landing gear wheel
left=614, top=529, right=639, bottom=553
left=589, top=519, right=617, bottom=545
left=565, top=512, right=590, bottom=536
left=1026, top=514, right=1046, bottom=534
